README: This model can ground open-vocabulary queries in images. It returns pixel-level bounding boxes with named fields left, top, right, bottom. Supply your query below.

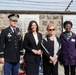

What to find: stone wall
left=0, top=14, right=9, bottom=31
left=39, top=14, right=62, bottom=37
left=0, top=13, right=63, bottom=37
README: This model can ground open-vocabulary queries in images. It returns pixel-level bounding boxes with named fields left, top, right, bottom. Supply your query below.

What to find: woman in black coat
left=23, top=20, right=42, bottom=75
left=41, top=23, right=61, bottom=75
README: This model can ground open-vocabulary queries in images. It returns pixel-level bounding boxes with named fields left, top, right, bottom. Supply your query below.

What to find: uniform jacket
left=59, top=31, right=76, bottom=65
left=0, top=26, right=23, bottom=62
left=23, top=32, right=42, bottom=63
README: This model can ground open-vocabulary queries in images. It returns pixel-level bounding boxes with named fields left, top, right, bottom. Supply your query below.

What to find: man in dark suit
left=0, top=14, right=23, bottom=75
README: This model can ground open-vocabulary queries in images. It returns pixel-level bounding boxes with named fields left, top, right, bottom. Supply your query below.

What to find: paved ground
left=58, top=63, right=64, bottom=75
left=0, top=63, right=64, bottom=75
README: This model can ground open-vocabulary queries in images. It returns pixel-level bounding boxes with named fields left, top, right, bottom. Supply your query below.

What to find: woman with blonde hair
left=41, top=23, right=61, bottom=75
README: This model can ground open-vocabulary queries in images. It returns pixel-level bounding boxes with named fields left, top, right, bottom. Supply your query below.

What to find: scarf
left=53, top=35, right=59, bottom=65
left=66, top=31, right=72, bottom=40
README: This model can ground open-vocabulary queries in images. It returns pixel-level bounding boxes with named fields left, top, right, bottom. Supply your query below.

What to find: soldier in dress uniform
left=0, top=14, right=23, bottom=75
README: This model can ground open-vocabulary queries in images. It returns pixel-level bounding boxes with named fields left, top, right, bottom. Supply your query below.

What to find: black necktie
left=13, top=28, right=16, bottom=33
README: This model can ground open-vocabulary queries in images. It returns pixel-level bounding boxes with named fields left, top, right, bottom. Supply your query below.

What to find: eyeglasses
left=48, top=29, right=55, bottom=31
left=12, top=20, right=17, bottom=22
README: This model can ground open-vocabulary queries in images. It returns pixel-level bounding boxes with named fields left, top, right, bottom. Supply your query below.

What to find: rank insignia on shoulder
left=17, top=32, right=20, bottom=35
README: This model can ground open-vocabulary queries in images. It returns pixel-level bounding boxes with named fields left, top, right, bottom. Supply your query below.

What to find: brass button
left=15, top=46, right=17, bottom=48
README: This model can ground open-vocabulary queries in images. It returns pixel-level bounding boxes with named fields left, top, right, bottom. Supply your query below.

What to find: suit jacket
left=23, top=32, right=42, bottom=63
left=0, top=26, right=23, bottom=62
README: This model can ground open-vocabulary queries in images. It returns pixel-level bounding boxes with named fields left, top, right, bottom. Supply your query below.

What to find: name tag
left=71, top=39, right=75, bottom=42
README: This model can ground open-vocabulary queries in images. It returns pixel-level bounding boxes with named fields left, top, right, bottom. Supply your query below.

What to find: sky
left=0, top=0, right=75, bottom=12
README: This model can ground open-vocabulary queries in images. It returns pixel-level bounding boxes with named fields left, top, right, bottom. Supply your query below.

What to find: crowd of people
left=0, top=13, right=76, bottom=75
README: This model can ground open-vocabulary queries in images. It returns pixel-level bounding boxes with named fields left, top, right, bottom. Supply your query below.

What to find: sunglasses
left=12, top=20, right=18, bottom=22
left=48, top=29, right=55, bottom=31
